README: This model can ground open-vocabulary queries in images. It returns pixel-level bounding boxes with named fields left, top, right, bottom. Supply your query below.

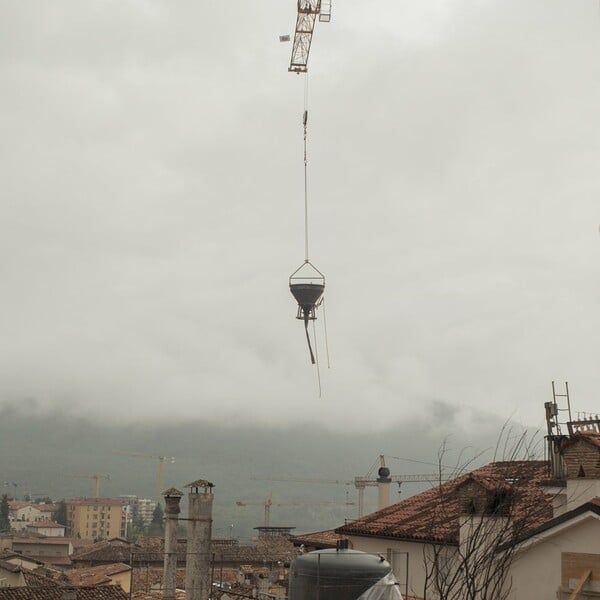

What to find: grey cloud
left=0, top=0, right=598, bottom=431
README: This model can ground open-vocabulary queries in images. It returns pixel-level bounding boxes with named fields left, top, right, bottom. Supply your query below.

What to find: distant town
left=2, top=390, right=600, bottom=600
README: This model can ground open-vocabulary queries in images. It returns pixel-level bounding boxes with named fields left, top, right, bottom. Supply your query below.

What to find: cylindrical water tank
left=289, top=549, right=391, bottom=600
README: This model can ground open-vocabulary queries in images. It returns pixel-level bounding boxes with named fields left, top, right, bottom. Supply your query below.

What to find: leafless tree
left=421, top=426, right=550, bottom=600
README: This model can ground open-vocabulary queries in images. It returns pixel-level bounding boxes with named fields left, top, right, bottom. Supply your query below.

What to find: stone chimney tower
left=163, top=488, right=183, bottom=600
left=185, top=479, right=214, bottom=600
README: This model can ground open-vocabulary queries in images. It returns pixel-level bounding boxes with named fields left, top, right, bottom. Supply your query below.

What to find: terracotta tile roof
left=131, top=567, right=242, bottom=595
left=71, top=537, right=184, bottom=566
left=0, top=551, right=45, bottom=567
left=290, top=530, right=350, bottom=549
left=60, top=563, right=131, bottom=587
left=133, top=536, right=296, bottom=565
left=72, top=540, right=94, bottom=549
left=26, top=522, right=65, bottom=529
left=336, top=460, right=553, bottom=544
left=458, top=474, right=512, bottom=492
left=31, top=567, right=63, bottom=579
left=71, top=540, right=133, bottom=565
left=211, top=568, right=239, bottom=585
left=0, top=559, right=21, bottom=573
left=131, top=591, right=185, bottom=600
left=25, top=557, right=73, bottom=567
left=214, top=537, right=297, bottom=564
left=504, top=496, right=600, bottom=549
left=72, top=536, right=296, bottom=568
left=131, top=567, right=186, bottom=592
left=36, top=505, right=61, bottom=514
left=8, top=502, right=35, bottom=511
left=0, top=561, right=60, bottom=585
left=6, top=533, right=44, bottom=541
left=22, top=571, right=62, bottom=587
left=132, top=537, right=186, bottom=564
left=12, top=538, right=71, bottom=546
left=0, top=586, right=128, bottom=600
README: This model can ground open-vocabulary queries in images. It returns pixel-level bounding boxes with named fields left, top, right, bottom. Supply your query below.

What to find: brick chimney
left=185, top=480, right=214, bottom=600
left=163, top=487, right=183, bottom=600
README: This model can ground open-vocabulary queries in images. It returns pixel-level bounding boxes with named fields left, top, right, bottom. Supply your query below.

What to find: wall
left=508, top=514, right=600, bottom=600
left=110, top=569, right=131, bottom=593
left=346, top=535, right=444, bottom=599
left=0, top=567, right=24, bottom=588
left=565, top=480, right=600, bottom=512
left=26, top=526, right=65, bottom=538
left=9, top=506, right=42, bottom=528
left=562, top=440, right=600, bottom=479
left=12, top=540, right=72, bottom=558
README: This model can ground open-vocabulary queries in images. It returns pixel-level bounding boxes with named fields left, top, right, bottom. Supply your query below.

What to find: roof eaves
left=502, top=500, right=600, bottom=550
left=333, top=528, right=458, bottom=547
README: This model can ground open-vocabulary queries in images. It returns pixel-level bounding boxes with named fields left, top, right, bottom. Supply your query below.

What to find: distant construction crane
left=113, top=451, right=175, bottom=504
left=236, top=495, right=353, bottom=527
left=289, top=0, right=331, bottom=73
left=252, top=455, right=451, bottom=517
left=67, top=474, right=110, bottom=498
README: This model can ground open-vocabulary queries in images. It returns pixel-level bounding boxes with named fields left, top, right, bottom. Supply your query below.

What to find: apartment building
left=119, top=496, right=156, bottom=529
left=65, top=499, right=127, bottom=541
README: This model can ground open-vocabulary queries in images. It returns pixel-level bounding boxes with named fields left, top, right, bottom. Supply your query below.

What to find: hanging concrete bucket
left=289, top=261, right=325, bottom=364
left=290, top=282, right=325, bottom=319
left=289, top=261, right=325, bottom=321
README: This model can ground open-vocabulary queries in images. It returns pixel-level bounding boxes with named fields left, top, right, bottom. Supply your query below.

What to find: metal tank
left=289, top=546, right=391, bottom=600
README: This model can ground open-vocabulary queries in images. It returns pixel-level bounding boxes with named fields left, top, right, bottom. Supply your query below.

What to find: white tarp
left=356, top=572, right=404, bottom=600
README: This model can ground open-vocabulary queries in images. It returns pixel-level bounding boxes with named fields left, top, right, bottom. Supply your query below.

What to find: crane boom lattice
left=289, top=0, right=325, bottom=73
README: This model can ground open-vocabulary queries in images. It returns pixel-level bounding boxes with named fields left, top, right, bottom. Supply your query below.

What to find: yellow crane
left=113, top=451, right=175, bottom=503
left=67, top=473, right=110, bottom=498
left=236, top=495, right=354, bottom=527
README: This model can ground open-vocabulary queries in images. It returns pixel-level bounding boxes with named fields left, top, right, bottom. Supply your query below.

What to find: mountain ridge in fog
left=0, top=401, right=542, bottom=538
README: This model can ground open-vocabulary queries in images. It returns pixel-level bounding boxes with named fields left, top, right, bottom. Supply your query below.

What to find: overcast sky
left=1, top=0, right=599, bottom=434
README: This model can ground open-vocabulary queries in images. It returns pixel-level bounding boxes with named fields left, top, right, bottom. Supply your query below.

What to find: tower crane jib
left=289, top=0, right=330, bottom=73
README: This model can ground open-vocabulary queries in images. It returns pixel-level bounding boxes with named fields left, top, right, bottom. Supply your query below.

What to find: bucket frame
left=289, top=260, right=326, bottom=320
